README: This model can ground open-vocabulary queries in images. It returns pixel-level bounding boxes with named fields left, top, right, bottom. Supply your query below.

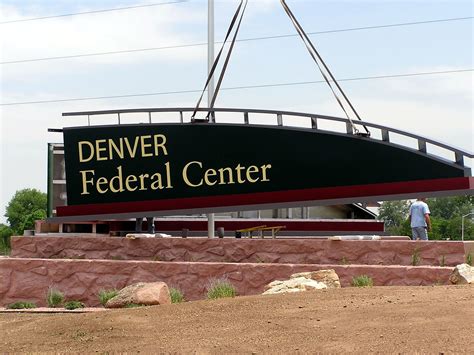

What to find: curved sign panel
left=59, top=123, right=471, bottom=217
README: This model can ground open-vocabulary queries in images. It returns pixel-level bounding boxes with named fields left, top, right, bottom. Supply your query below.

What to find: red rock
left=11, top=237, right=472, bottom=267
left=0, top=258, right=453, bottom=307
left=105, top=282, right=171, bottom=308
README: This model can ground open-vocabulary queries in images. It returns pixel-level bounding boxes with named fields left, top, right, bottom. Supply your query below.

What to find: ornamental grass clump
left=6, top=301, right=36, bottom=309
left=351, top=275, right=374, bottom=287
left=98, top=289, right=118, bottom=306
left=170, top=287, right=185, bottom=304
left=64, top=301, right=85, bottom=310
left=206, top=278, right=237, bottom=300
left=46, top=288, right=64, bottom=308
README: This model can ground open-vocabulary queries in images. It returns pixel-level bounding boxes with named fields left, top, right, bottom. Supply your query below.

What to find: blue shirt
left=410, top=201, right=430, bottom=228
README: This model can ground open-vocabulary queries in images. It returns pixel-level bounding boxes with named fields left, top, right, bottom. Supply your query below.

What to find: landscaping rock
left=290, top=269, right=341, bottom=288
left=263, top=276, right=327, bottom=295
left=449, top=264, right=473, bottom=285
left=105, top=282, right=171, bottom=308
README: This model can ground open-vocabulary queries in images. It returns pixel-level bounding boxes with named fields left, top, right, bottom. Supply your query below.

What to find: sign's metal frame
left=48, top=107, right=473, bottom=223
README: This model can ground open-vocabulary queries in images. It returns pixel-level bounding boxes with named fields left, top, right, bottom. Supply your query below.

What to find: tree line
left=378, top=196, right=473, bottom=240
left=1, top=189, right=47, bottom=254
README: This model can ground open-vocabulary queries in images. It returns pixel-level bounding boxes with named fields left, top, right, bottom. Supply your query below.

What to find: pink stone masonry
left=11, top=236, right=472, bottom=266
left=0, top=258, right=452, bottom=307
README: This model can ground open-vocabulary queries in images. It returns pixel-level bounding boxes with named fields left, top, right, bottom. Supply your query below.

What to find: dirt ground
left=0, top=285, right=473, bottom=354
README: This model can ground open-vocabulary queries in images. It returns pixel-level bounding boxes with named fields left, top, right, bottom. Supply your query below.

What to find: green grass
left=351, top=275, right=374, bottom=287
left=340, top=256, right=350, bottom=265
left=170, top=287, right=185, bottom=303
left=206, top=278, right=237, bottom=299
left=439, top=255, right=446, bottom=267
left=125, top=303, right=144, bottom=308
left=6, top=301, right=36, bottom=309
left=98, top=289, right=118, bottom=306
left=0, top=240, right=10, bottom=256
left=46, top=288, right=64, bottom=308
left=411, top=247, right=421, bottom=266
left=64, top=301, right=85, bottom=310
left=466, top=253, right=473, bottom=266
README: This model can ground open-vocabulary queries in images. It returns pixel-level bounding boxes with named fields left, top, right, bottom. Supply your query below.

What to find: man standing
left=409, top=198, right=431, bottom=240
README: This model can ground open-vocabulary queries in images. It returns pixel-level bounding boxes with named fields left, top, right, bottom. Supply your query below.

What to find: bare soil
left=1, top=285, right=473, bottom=354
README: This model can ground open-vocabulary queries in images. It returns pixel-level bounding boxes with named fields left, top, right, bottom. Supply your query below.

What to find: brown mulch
left=0, top=285, right=473, bottom=353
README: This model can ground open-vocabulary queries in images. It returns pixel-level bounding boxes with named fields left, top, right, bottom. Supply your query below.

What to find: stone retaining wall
left=0, top=258, right=452, bottom=307
left=11, top=236, right=473, bottom=266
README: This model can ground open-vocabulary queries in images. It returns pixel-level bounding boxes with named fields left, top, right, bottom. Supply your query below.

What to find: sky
left=0, top=0, right=473, bottom=223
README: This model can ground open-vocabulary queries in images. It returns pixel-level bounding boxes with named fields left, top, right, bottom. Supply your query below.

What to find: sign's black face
left=63, top=123, right=467, bottom=207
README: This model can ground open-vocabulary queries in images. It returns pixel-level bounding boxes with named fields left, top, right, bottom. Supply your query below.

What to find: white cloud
left=0, top=2, right=206, bottom=80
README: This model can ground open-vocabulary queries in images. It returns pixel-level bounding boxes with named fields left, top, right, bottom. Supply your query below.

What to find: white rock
left=449, top=263, right=474, bottom=285
left=291, top=269, right=341, bottom=288
left=263, top=277, right=327, bottom=295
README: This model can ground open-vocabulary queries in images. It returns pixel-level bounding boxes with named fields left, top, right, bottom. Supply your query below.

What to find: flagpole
left=207, top=0, right=215, bottom=238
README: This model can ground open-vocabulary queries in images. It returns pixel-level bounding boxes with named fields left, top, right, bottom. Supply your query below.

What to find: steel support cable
left=2, top=16, right=472, bottom=65
left=1, top=68, right=471, bottom=107
left=207, top=0, right=248, bottom=119
left=191, top=0, right=245, bottom=120
left=0, top=1, right=188, bottom=24
left=280, top=0, right=370, bottom=135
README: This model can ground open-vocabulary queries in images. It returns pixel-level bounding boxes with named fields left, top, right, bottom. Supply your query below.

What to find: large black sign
left=63, top=123, right=468, bottom=209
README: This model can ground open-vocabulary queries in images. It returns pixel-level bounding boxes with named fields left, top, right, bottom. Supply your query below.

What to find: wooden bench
left=235, top=225, right=286, bottom=239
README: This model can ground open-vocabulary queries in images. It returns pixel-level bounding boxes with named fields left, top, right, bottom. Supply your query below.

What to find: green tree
left=427, top=196, right=473, bottom=240
left=379, top=197, right=473, bottom=240
left=427, top=196, right=473, bottom=219
left=5, top=189, right=47, bottom=234
left=0, top=224, right=14, bottom=255
left=378, top=200, right=410, bottom=235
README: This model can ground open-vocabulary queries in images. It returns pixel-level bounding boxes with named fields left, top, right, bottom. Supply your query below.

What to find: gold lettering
left=165, top=162, right=173, bottom=189
left=140, top=135, right=153, bottom=157
left=80, top=170, right=95, bottom=194
left=246, top=165, right=260, bottom=183
left=125, top=174, right=138, bottom=192
left=261, top=164, right=272, bottom=182
left=95, top=139, right=107, bottom=161
left=182, top=161, right=203, bottom=187
left=150, top=173, right=163, bottom=190
left=218, top=167, right=235, bottom=185
left=109, top=166, right=124, bottom=193
left=124, top=136, right=140, bottom=158
left=235, top=164, right=246, bottom=183
left=109, top=138, right=124, bottom=160
left=96, top=177, right=109, bottom=194
left=154, top=134, right=168, bottom=156
left=204, top=168, right=217, bottom=186
left=138, top=174, right=149, bottom=191
left=78, top=141, right=94, bottom=163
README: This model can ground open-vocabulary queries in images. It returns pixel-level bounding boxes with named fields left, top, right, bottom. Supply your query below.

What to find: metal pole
left=207, top=0, right=215, bottom=238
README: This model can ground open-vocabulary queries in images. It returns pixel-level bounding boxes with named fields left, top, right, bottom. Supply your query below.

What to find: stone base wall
left=11, top=236, right=473, bottom=267
left=0, top=258, right=452, bottom=307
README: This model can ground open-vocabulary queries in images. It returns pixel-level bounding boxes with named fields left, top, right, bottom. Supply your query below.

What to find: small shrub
left=6, top=301, right=36, bottom=309
left=98, top=289, right=118, bottom=306
left=125, top=303, right=144, bottom=308
left=64, top=301, right=85, bottom=310
left=0, top=225, right=13, bottom=256
left=466, top=253, right=473, bottom=266
left=46, top=288, right=64, bottom=308
left=411, top=247, right=421, bottom=266
left=439, top=255, right=446, bottom=267
left=206, top=278, right=237, bottom=299
left=340, top=256, right=350, bottom=265
left=170, top=287, right=185, bottom=303
left=351, top=275, right=374, bottom=287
